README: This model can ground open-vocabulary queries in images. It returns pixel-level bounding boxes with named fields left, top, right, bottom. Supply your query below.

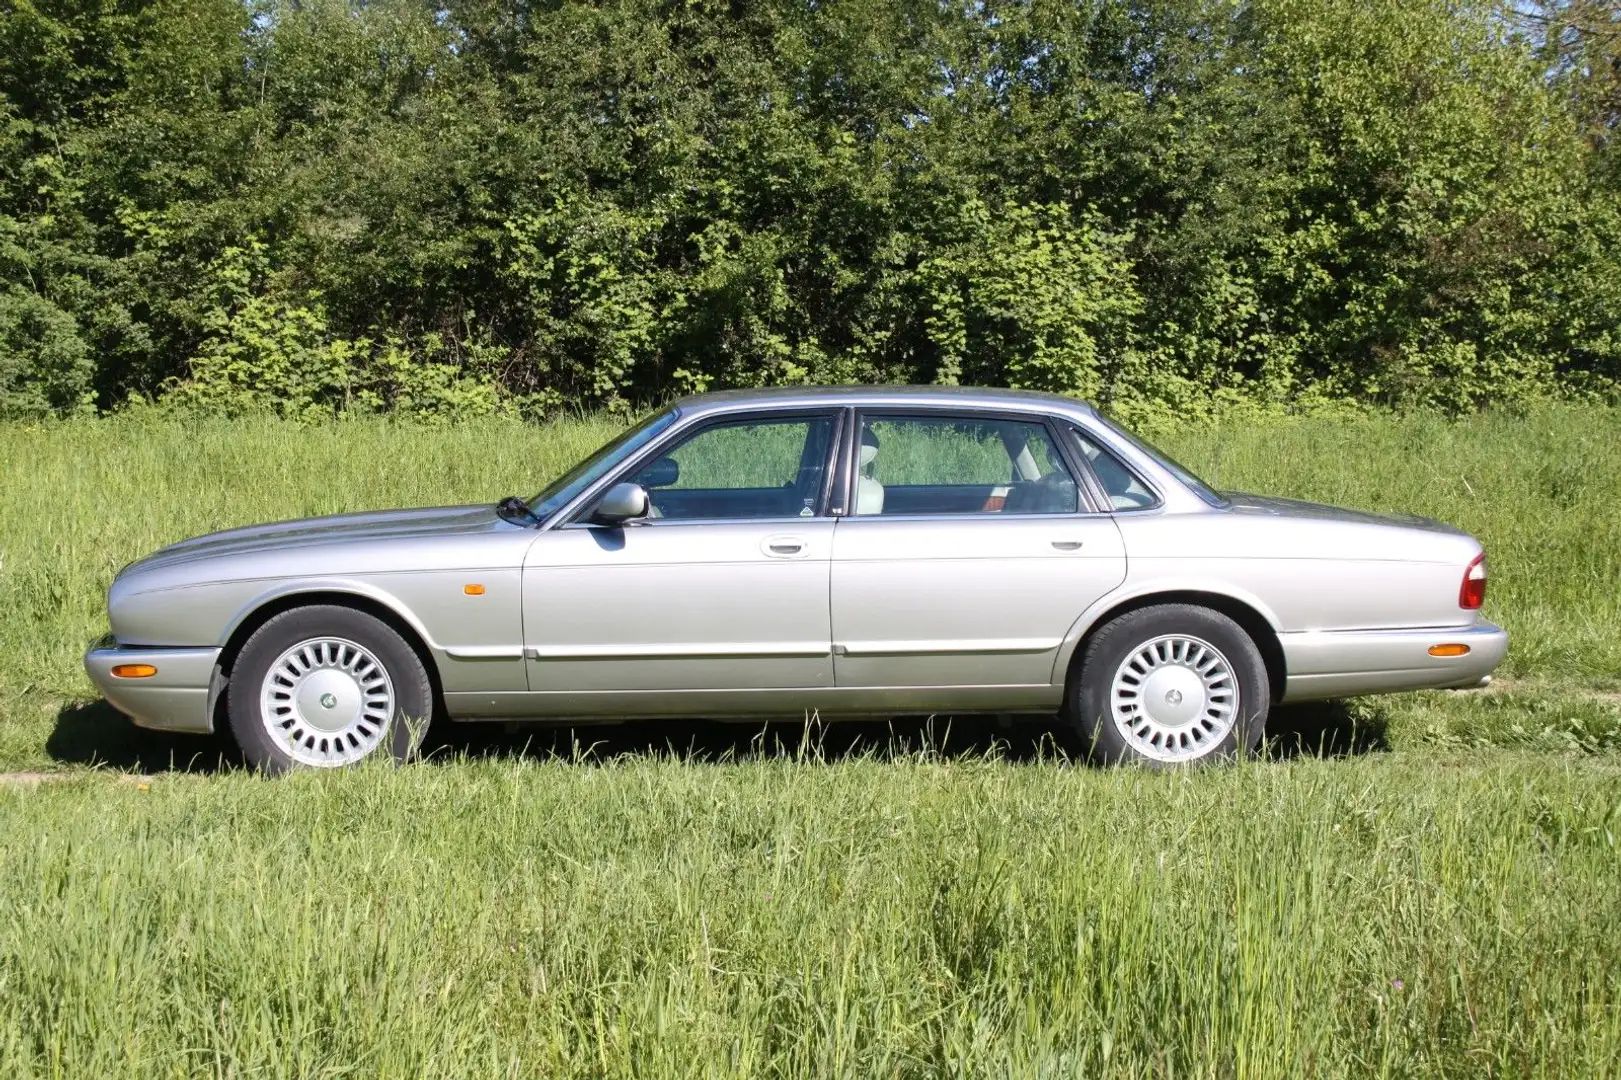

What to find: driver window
left=628, top=415, right=835, bottom=520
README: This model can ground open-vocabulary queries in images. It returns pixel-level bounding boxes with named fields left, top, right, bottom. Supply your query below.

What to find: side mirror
left=591, top=482, right=649, bottom=526
left=640, top=456, right=680, bottom=488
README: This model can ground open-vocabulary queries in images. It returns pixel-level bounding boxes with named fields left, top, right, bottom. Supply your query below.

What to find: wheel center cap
left=1140, top=665, right=1206, bottom=727
left=295, top=669, right=363, bottom=733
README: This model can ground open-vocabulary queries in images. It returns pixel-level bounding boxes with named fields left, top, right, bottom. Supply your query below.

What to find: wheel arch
left=1058, top=589, right=1287, bottom=704
left=212, top=588, right=447, bottom=730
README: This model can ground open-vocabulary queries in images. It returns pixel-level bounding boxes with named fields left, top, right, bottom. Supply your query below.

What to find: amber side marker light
left=463, top=584, right=486, bottom=596
left=1428, top=644, right=1471, bottom=657
left=110, top=663, right=158, bottom=678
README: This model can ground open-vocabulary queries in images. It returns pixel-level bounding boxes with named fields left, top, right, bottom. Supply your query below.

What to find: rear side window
left=853, top=415, right=1079, bottom=516
left=1071, top=428, right=1159, bottom=511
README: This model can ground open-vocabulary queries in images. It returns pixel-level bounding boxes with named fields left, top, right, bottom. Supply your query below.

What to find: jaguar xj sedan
left=86, top=385, right=1506, bottom=771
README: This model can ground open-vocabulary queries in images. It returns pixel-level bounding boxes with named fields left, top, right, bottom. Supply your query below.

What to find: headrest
left=859, top=427, right=879, bottom=467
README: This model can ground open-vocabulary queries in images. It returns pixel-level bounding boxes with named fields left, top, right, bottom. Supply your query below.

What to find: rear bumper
left=83, top=640, right=221, bottom=733
left=1279, top=622, right=1508, bottom=702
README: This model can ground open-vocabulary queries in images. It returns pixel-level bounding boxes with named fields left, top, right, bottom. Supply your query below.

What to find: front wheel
left=1061, top=604, right=1269, bottom=766
left=227, top=605, right=434, bottom=773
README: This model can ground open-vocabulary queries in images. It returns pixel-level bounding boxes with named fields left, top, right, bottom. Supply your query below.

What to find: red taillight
left=1459, top=553, right=1487, bottom=609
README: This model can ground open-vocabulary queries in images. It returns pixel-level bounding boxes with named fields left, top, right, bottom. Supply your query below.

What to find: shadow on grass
left=430, top=702, right=1392, bottom=767
left=46, top=700, right=243, bottom=775
left=1264, top=699, right=1391, bottom=760
left=421, top=713, right=1076, bottom=767
left=49, top=697, right=1389, bottom=774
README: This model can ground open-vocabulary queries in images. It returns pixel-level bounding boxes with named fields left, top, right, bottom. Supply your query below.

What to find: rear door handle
left=762, top=535, right=808, bottom=558
left=1051, top=540, right=1084, bottom=551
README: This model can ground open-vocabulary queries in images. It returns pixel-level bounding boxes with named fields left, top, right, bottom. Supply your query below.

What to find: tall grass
left=1, top=752, right=1618, bottom=1076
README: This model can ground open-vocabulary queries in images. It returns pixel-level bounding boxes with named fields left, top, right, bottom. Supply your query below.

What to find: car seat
left=855, top=427, right=885, bottom=515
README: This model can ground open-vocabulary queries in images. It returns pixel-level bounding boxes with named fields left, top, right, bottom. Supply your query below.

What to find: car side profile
left=85, top=386, right=1507, bottom=771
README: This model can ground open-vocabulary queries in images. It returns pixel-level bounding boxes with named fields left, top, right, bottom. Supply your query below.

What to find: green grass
left=1, top=405, right=1620, bottom=1076
left=3, top=752, right=1620, bottom=1076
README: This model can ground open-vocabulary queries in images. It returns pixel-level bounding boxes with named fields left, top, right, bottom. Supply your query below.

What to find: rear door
left=830, top=410, right=1127, bottom=689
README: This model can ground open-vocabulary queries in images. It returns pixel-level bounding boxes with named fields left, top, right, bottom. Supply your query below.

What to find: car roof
left=672, top=384, right=1099, bottom=419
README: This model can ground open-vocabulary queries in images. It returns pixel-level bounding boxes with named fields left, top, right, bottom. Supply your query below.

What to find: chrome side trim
left=524, top=642, right=833, bottom=660
left=441, top=645, right=526, bottom=660
left=445, top=682, right=1063, bottom=720
left=834, top=638, right=1062, bottom=657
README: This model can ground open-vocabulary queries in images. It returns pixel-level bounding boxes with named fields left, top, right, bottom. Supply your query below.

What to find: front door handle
left=1051, top=539, right=1084, bottom=551
left=762, top=535, right=807, bottom=558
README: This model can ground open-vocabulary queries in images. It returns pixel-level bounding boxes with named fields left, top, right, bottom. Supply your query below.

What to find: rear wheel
left=1061, top=604, right=1269, bottom=766
left=227, top=605, right=433, bottom=774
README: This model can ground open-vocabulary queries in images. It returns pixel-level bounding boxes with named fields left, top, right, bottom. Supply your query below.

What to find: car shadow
left=46, top=699, right=244, bottom=775
left=421, top=713, right=1073, bottom=766
left=1264, top=699, right=1391, bottom=760
left=426, top=701, right=1391, bottom=766
left=49, top=698, right=1388, bottom=774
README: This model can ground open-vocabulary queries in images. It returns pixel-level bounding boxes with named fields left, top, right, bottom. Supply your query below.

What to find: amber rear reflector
left=1428, top=644, right=1471, bottom=657
left=463, top=584, right=486, bottom=596
left=110, top=664, right=158, bottom=678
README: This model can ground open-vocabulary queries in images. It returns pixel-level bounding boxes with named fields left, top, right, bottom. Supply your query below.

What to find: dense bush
left=1, top=0, right=1618, bottom=419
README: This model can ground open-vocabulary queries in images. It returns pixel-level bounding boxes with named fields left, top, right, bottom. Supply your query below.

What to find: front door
left=522, top=411, right=841, bottom=696
left=830, top=411, right=1127, bottom=689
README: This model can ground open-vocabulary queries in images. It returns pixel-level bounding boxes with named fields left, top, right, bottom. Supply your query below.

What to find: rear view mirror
left=590, top=483, right=650, bottom=526
left=641, top=456, right=680, bottom=488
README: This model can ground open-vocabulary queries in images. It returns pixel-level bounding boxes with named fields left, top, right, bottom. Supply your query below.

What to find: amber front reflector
left=1428, top=644, right=1471, bottom=657
left=110, top=663, right=158, bottom=678
left=463, top=584, right=486, bottom=596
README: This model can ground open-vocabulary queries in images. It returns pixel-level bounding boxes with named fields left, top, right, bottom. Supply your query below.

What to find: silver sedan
left=85, top=386, right=1506, bottom=771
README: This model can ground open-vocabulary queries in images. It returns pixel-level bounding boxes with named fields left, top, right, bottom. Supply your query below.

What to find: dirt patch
left=1465, top=677, right=1621, bottom=705
left=0, top=771, right=151, bottom=788
left=0, top=772, right=70, bottom=788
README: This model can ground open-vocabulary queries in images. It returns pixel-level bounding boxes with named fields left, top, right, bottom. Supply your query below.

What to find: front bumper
left=83, top=639, right=222, bottom=733
left=1279, top=621, right=1509, bottom=702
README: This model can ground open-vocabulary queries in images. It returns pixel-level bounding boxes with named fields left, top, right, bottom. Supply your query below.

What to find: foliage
left=0, top=0, right=1618, bottom=416
left=0, top=285, right=94, bottom=417
left=175, top=242, right=501, bottom=420
left=919, top=201, right=1142, bottom=400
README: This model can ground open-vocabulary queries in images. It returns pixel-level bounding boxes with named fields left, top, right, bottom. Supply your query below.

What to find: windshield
left=528, top=409, right=679, bottom=522
left=1092, top=413, right=1228, bottom=509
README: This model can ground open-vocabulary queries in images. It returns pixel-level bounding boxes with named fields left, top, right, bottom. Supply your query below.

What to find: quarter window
left=627, top=415, right=836, bottom=520
left=1071, top=428, right=1158, bottom=510
left=852, top=415, right=1079, bottom=516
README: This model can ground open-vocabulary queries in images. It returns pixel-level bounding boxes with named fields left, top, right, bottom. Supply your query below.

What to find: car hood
left=1220, top=491, right=1467, bottom=535
left=122, top=505, right=506, bottom=577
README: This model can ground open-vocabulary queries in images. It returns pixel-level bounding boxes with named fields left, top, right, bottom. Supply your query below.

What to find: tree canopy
left=1, top=0, right=1617, bottom=419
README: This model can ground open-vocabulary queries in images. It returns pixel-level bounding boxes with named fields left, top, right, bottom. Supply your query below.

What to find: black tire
left=227, top=605, right=433, bottom=774
left=1060, top=603, right=1269, bottom=767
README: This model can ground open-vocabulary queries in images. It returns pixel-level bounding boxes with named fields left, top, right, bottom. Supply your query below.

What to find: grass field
left=2, top=406, right=1620, bottom=1076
